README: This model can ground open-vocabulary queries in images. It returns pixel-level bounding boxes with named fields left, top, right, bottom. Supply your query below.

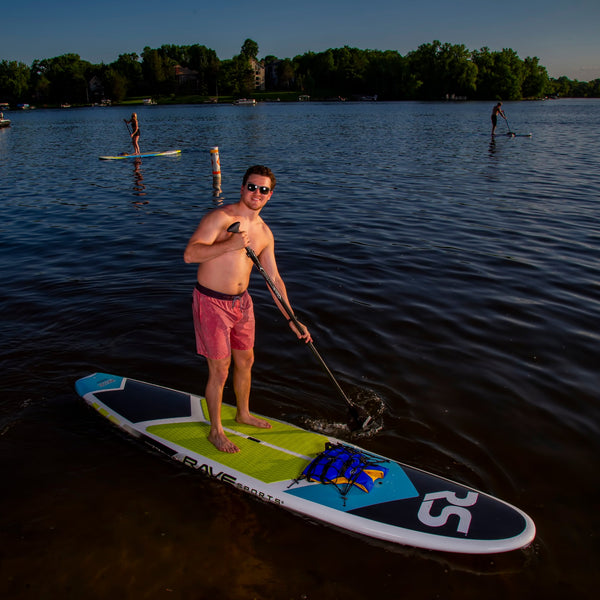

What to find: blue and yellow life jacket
left=300, top=442, right=388, bottom=496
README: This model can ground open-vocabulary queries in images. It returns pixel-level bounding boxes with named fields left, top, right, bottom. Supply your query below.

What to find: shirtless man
left=491, top=102, right=506, bottom=135
left=184, top=165, right=312, bottom=453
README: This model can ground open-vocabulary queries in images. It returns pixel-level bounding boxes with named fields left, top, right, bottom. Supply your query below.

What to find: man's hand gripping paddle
left=227, top=221, right=372, bottom=431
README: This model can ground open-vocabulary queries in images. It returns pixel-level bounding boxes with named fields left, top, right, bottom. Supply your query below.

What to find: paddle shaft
left=227, top=222, right=364, bottom=424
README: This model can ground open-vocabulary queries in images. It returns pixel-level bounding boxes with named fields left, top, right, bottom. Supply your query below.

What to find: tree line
left=1, top=38, right=598, bottom=106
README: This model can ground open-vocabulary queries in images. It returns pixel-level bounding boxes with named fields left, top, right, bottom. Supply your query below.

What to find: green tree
left=587, top=79, right=600, bottom=97
left=521, top=56, right=549, bottom=98
left=218, top=53, right=254, bottom=97
left=220, top=40, right=258, bottom=97
left=291, top=51, right=316, bottom=94
left=292, top=49, right=334, bottom=96
left=571, top=79, right=591, bottom=97
left=472, top=47, right=524, bottom=99
left=471, top=47, right=496, bottom=99
left=30, top=54, right=91, bottom=104
left=188, top=44, right=220, bottom=95
left=141, top=47, right=177, bottom=95
left=362, top=50, right=409, bottom=100
left=407, top=41, right=477, bottom=100
left=111, top=53, right=143, bottom=96
left=333, top=46, right=369, bottom=95
left=264, top=56, right=295, bottom=90
left=241, top=39, right=259, bottom=60
left=438, top=43, right=477, bottom=98
left=548, top=76, right=571, bottom=97
left=493, top=48, right=523, bottom=100
left=103, top=67, right=128, bottom=102
left=0, top=60, right=31, bottom=102
left=278, top=59, right=295, bottom=90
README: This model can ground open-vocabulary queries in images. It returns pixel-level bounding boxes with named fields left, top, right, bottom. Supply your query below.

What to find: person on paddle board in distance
left=491, top=102, right=507, bottom=136
left=183, top=165, right=313, bottom=453
left=124, top=112, right=140, bottom=154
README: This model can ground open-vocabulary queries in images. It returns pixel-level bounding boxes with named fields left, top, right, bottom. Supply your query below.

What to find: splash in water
left=301, top=387, right=386, bottom=439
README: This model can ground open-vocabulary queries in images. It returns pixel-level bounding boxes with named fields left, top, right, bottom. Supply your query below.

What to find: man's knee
left=207, top=357, right=232, bottom=385
left=232, top=349, right=254, bottom=371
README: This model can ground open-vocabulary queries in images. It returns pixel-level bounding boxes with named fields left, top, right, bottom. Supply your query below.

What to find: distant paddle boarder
left=184, top=165, right=312, bottom=453
left=491, top=102, right=507, bottom=136
left=124, top=112, right=141, bottom=155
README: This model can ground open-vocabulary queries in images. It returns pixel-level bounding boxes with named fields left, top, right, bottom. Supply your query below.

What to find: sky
left=2, top=0, right=599, bottom=81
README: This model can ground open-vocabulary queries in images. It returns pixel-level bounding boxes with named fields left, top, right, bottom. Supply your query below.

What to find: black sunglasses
left=246, top=183, right=271, bottom=195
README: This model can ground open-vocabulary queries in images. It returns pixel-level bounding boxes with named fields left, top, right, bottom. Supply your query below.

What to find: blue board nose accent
left=75, top=373, right=124, bottom=396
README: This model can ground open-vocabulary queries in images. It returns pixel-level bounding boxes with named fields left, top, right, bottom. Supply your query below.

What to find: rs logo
left=417, top=491, right=479, bottom=535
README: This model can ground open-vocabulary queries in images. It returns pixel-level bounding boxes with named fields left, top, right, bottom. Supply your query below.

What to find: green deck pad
left=210, top=400, right=329, bottom=456
left=146, top=402, right=328, bottom=483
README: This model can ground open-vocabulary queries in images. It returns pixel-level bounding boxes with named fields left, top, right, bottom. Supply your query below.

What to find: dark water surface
left=1, top=99, right=599, bottom=599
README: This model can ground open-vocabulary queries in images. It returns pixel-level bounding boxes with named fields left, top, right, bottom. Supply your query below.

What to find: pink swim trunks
left=192, top=283, right=255, bottom=360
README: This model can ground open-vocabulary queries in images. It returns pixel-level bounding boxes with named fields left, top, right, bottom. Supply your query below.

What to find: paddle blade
left=351, top=411, right=373, bottom=431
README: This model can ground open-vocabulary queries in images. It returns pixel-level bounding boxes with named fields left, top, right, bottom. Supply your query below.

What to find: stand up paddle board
left=75, top=373, right=536, bottom=554
left=99, top=150, right=181, bottom=160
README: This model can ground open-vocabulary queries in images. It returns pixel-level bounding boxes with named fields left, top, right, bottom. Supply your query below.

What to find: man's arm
left=184, top=211, right=247, bottom=264
left=258, top=240, right=313, bottom=342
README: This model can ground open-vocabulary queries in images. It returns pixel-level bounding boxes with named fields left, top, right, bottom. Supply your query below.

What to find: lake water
left=1, top=99, right=599, bottom=599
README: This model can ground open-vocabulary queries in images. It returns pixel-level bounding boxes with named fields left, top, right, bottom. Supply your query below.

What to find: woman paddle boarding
left=124, top=112, right=141, bottom=155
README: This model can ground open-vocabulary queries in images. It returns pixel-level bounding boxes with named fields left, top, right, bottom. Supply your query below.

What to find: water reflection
left=0, top=126, right=10, bottom=154
left=212, top=174, right=224, bottom=206
left=132, top=158, right=147, bottom=203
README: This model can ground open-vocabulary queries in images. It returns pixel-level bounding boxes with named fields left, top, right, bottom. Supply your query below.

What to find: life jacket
left=300, top=442, right=388, bottom=496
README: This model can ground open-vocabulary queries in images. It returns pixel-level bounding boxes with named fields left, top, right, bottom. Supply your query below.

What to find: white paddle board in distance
left=99, top=149, right=181, bottom=160
left=75, top=373, right=536, bottom=554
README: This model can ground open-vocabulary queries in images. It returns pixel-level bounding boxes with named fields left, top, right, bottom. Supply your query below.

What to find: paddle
left=122, top=119, right=134, bottom=154
left=505, top=116, right=515, bottom=137
left=227, top=221, right=371, bottom=430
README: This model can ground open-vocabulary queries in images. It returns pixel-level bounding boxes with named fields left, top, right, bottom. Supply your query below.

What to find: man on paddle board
left=491, top=102, right=506, bottom=136
left=184, top=165, right=312, bottom=453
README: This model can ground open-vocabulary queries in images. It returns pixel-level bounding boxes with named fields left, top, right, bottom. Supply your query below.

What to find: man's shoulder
left=254, top=217, right=272, bottom=235
left=202, top=203, right=237, bottom=222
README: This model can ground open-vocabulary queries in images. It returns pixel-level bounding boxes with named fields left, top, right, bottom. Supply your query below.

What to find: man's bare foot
left=208, top=430, right=240, bottom=453
left=236, top=414, right=272, bottom=429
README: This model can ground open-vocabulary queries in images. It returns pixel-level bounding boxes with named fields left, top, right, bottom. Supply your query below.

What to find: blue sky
left=2, top=0, right=599, bottom=80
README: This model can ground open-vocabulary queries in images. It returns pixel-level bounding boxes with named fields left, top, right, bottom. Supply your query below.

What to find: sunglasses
left=246, top=183, right=271, bottom=195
